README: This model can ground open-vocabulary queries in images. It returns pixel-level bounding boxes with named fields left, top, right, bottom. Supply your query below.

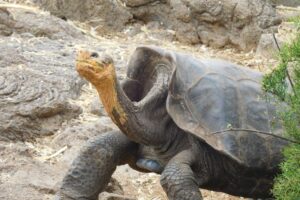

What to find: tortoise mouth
left=76, top=58, right=114, bottom=83
left=76, top=60, right=100, bottom=78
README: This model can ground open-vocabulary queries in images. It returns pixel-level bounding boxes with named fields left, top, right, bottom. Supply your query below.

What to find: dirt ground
left=0, top=2, right=299, bottom=200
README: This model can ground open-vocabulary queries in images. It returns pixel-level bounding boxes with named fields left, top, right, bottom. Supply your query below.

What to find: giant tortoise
left=56, top=46, right=292, bottom=200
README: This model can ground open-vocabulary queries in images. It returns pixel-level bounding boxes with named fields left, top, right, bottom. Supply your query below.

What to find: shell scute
left=166, top=53, right=288, bottom=168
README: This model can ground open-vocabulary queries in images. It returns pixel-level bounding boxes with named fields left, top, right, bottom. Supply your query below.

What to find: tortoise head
left=76, top=50, right=116, bottom=85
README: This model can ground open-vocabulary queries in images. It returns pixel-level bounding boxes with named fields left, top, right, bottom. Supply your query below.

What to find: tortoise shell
left=165, top=52, right=289, bottom=169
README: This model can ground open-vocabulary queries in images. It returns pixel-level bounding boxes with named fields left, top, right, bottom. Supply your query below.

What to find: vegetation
left=262, top=17, right=300, bottom=200
left=288, top=15, right=300, bottom=29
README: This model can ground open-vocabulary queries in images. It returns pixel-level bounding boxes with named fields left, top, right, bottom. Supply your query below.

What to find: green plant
left=272, top=143, right=300, bottom=200
left=262, top=23, right=300, bottom=200
left=288, top=15, right=300, bottom=30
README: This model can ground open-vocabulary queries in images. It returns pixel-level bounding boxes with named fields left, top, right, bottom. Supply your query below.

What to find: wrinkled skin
left=56, top=47, right=285, bottom=200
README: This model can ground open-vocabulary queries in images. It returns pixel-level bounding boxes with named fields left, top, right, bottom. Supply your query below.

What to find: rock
left=98, top=193, right=134, bottom=200
left=53, top=119, right=115, bottom=147
left=0, top=7, right=87, bottom=141
left=0, top=47, right=83, bottom=141
left=175, top=23, right=200, bottom=44
left=0, top=140, right=65, bottom=200
left=51, top=119, right=116, bottom=164
left=0, top=8, right=15, bottom=36
left=128, top=3, right=171, bottom=27
left=146, top=29, right=176, bottom=43
left=193, top=0, right=281, bottom=50
left=0, top=164, right=60, bottom=200
left=170, top=0, right=191, bottom=23
left=129, top=0, right=281, bottom=51
left=104, top=178, right=124, bottom=194
left=0, top=66, right=82, bottom=140
left=99, top=178, right=129, bottom=200
left=90, top=97, right=105, bottom=116
left=256, top=33, right=281, bottom=58
left=36, top=0, right=133, bottom=34
left=0, top=6, right=83, bottom=39
left=271, top=0, right=300, bottom=7
left=277, top=7, right=300, bottom=22
left=32, top=0, right=280, bottom=51
left=14, top=11, right=83, bottom=40
left=121, top=0, right=157, bottom=7
left=197, top=28, right=229, bottom=49
left=123, top=24, right=142, bottom=37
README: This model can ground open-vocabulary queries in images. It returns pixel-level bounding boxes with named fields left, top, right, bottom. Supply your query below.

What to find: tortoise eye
left=91, top=52, right=99, bottom=58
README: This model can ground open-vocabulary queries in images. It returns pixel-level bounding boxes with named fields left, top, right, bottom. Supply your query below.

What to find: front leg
left=56, top=130, right=138, bottom=200
left=160, top=150, right=204, bottom=200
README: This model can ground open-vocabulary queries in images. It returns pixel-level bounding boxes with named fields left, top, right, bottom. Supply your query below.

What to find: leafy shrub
left=262, top=18, right=300, bottom=200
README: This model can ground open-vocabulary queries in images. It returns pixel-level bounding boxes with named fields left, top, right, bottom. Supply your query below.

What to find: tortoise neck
left=95, top=76, right=146, bottom=143
left=96, top=77, right=126, bottom=125
left=93, top=66, right=173, bottom=147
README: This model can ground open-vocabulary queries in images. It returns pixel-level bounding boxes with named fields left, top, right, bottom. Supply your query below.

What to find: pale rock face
left=36, top=0, right=281, bottom=51
left=36, top=0, right=133, bottom=34
left=271, top=0, right=300, bottom=7
left=256, top=33, right=282, bottom=59
left=0, top=8, right=86, bottom=141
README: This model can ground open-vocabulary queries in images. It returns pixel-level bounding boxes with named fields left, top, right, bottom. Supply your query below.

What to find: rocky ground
left=0, top=1, right=299, bottom=200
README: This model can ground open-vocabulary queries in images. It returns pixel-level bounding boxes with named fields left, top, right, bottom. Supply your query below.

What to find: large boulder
left=129, top=0, right=282, bottom=50
left=0, top=6, right=83, bottom=39
left=0, top=7, right=85, bottom=141
left=36, top=0, right=281, bottom=51
left=255, top=33, right=282, bottom=58
left=0, top=8, right=14, bottom=36
left=36, top=0, right=133, bottom=34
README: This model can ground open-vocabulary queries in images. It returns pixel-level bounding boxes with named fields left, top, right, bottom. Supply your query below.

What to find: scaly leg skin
left=55, top=130, right=138, bottom=200
left=160, top=150, right=203, bottom=200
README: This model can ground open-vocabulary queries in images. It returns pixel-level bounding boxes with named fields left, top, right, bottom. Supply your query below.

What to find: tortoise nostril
left=91, top=52, right=99, bottom=58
